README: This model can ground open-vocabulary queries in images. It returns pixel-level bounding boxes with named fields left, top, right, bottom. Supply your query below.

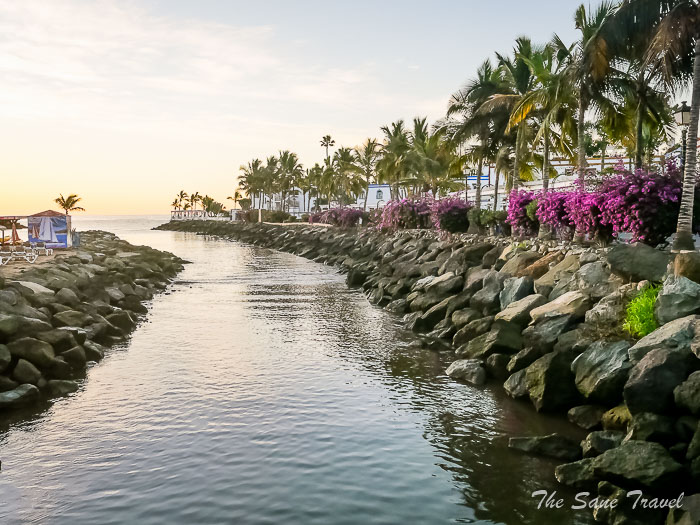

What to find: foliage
left=506, top=190, right=538, bottom=237
left=535, top=191, right=572, bottom=236
left=431, top=196, right=472, bottom=233
left=376, top=197, right=433, bottom=231
left=309, top=208, right=364, bottom=228
left=54, top=194, right=85, bottom=214
left=623, top=285, right=660, bottom=338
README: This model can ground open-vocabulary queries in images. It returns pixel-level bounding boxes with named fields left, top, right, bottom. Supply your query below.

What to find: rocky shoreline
left=0, top=231, right=185, bottom=420
left=159, top=219, right=700, bottom=524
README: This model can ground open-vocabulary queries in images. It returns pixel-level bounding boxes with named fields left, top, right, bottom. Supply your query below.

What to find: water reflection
left=0, top=226, right=592, bottom=524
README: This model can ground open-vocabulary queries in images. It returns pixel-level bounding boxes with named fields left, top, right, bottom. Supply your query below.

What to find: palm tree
left=320, top=135, right=335, bottom=161
left=278, top=150, right=304, bottom=212
left=54, top=194, right=85, bottom=216
left=307, top=163, right=324, bottom=210
left=353, top=139, right=381, bottom=210
left=177, top=190, right=188, bottom=209
left=377, top=120, right=411, bottom=199
left=227, top=190, right=243, bottom=209
left=332, top=147, right=364, bottom=207
left=171, top=198, right=180, bottom=210
left=189, top=192, right=201, bottom=211
left=239, top=159, right=264, bottom=209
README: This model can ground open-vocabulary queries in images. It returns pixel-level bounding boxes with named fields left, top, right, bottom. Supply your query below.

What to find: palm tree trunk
left=577, top=94, right=587, bottom=185
left=601, top=142, right=607, bottom=172
left=635, top=101, right=644, bottom=170
left=542, top=126, right=550, bottom=193
left=673, top=39, right=700, bottom=252
left=493, top=170, right=500, bottom=211
left=363, top=181, right=369, bottom=211
left=509, top=126, right=521, bottom=194
left=475, top=156, right=483, bottom=210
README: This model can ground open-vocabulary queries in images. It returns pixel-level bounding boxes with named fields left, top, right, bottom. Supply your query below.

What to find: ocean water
left=0, top=216, right=593, bottom=524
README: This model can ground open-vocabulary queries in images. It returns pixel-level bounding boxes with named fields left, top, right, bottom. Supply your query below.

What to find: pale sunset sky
left=2, top=0, right=586, bottom=215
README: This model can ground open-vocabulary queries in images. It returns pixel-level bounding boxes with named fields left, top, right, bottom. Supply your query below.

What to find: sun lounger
left=34, top=242, right=53, bottom=256
left=10, top=249, right=37, bottom=264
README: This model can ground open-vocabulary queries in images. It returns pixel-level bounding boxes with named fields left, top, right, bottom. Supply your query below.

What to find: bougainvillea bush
left=376, top=197, right=433, bottom=231
left=535, top=191, right=571, bottom=235
left=431, top=196, right=472, bottom=233
left=309, top=207, right=364, bottom=227
left=507, top=190, right=539, bottom=237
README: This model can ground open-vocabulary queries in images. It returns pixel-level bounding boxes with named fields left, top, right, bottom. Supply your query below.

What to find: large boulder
left=499, top=251, right=541, bottom=277
left=568, top=405, right=606, bottom=430
left=499, top=276, right=534, bottom=309
left=445, top=359, right=486, bottom=386
left=55, top=287, right=80, bottom=307
left=624, top=412, right=676, bottom=445
left=47, top=379, right=79, bottom=397
left=529, top=291, right=590, bottom=323
left=0, top=313, right=19, bottom=339
left=0, top=344, right=10, bottom=373
left=451, top=308, right=480, bottom=328
left=534, top=254, right=580, bottom=297
left=655, top=275, right=700, bottom=325
left=601, top=404, right=632, bottom=431
left=525, top=350, right=580, bottom=412
left=52, top=309, right=93, bottom=328
left=581, top=430, right=624, bottom=458
left=607, top=243, right=671, bottom=282
left=12, top=358, right=42, bottom=385
left=7, top=281, right=56, bottom=306
left=414, top=296, right=454, bottom=332
left=628, top=314, right=700, bottom=362
left=495, top=294, right=547, bottom=327
left=0, top=383, right=40, bottom=408
left=7, top=337, right=55, bottom=368
left=508, top=433, right=581, bottom=461
left=503, top=369, right=529, bottom=399
left=521, top=314, right=574, bottom=351
left=517, top=251, right=562, bottom=280
left=35, top=329, right=79, bottom=353
left=574, top=261, right=614, bottom=300
left=554, top=458, right=597, bottom=489
left=457, top=322, right=522, bottom=359
left=452, top=316, right=494, bottom=347
left=571, top=340, right=632, bottom=404
left=623, top=347, right=696, bottom=414
left=584, top=284, right=638, bottom=329
left=425, top=272, right=463, bottom=296
left=469, top=271, right=506, bottom=314
left=675, top=370, right=700, bottom=415
left=507, top=346, right=547, bottom=374
left=463, top=267, right=490, bottom=294
left=674, top=251, right=700, bottom=284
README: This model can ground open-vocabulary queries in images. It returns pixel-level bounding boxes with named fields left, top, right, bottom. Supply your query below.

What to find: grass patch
left=623, top=284, right=660, bottom=338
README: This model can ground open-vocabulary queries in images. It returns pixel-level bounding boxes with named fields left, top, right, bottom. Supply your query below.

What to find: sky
left=1, top=0, right=589, bottom=215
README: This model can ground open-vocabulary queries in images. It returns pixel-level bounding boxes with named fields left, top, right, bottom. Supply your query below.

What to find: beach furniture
left=9, top=248, right=37, bottom=263
left=33, top=242, right=54, bottom=256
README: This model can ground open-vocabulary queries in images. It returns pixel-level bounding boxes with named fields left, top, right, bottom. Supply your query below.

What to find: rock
left=666, top=493, right=700, bottom=525
left=499, top=251, right=541, bottom=276
left=568, top=405, right=606, bottom=430
left=12, top=359, right=42, bottom=385
left=0, top=313, right=20, bottom=339
left=581, top=430, right=624, bottom=458
left=451, top=308, right=481, bottom=327
left=601, top=405, right=632, bottom=431
left=688, top=422, right=700, bottom=461
left=452, top=316, right=494, bottom=347
left=675, top=371, right=700, bottom=415
left=425, top=272, right=463, bottom=296
left=83, top=340, right=105, bottom=362
left=458, top=322, right=522, bottom=359
left=593, top=481, right=668, bottom=525
left=484, top=353, right=510, bottom=379
left=553, top=327, right=595, bottom=355
left=534, top=254, right=580, bottom=297
left=508, top=433, right=581, bottom=461
left=525, top=351, right=580, bottom=412
left=495, top=294, right=547, bottom=327
left=463, top=267, right=489, bottom=294
left=469, top=271, right=506, bottom=314
left=529, top=291, right=590, bottom=323
left=674, top=251, right=700, bottom=284
left=584, top=286, right=637, bottom=329
left=385, top=298, right=409, bottom=314
left=35, top=329, right=78, bottom=353
left=0, top=375, right=19, bottom=392
left=571, top=340, right=632, bottom=404
left=503, top=369, right=529, bottom=399
left=0, top=384, right=40, bottom=408
left=60, top=346, right=87, bottom=369
left=52, top=309, right=93, bottom=328
left=481, top=246, right=502, bottom=268
left=591, top=440, right=683, bottom=490
left=655, top=275, right=700, bottom=325
left=607, top=242, right=671, bottom=282
left=574, top=261, right=614, bottom=300
left=507, top=346, right=546, bottom=374
left=345, top=268, right=367, bottom=287
left=105, top=311, right=136, bottom=333
left=521, top=315, right=574, bottom=351
left=7, top=281, right=56, bottom=306
left=628, top=315, right=700, bottom=362
left=554, top=458, right=596, bottom=489
left=445, top=359, right=486, bottom=386
left=517, top=251, right=562, bottom=279
left=499, top=276, right=534, bottom=309
left=624, top=412, right=676, bottom=445
left=7, top=337, right=55, bottom=368
left=0, top=344, right=10, bottom=373
left=624, top=347, right=695, bottom=415
left=45, top=357, right=72, bottom=380
left=47, top=379, right=79, bottom=397
left=55, top=287, right=80, bottom=306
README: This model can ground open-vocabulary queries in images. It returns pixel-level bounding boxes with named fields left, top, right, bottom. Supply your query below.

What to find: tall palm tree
left=54, top=194, right=85, bottom=216
left=377, top=120, right=411, bottom=199
left=278, top=150, right=304, bottom=212
left=308, top=163, right=324, bottom=210
left=410, top=123, right=464, bottom=197
left=333, top=147, right=363, bottom=207
left=227, top=190, right=243, bottom=209
left=353, top=139, right=381, bottom=210
left=189, top=192, right=201, bottom=211
left=320, top=135, right=335, bottom=161
left=239, top=159, right=264, bottom=209
left=177, top=190, right=188, bottom=209
left=171, top=198, right=180, bottom=210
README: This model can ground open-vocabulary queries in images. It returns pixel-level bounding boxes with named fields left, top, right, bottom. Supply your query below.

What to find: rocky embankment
left=160, top=219, right=700, bottom=524
left=0, top=231, right=185, bottom=416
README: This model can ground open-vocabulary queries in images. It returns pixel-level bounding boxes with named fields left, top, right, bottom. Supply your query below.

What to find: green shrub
left=623, top=285, right=660, bottom=338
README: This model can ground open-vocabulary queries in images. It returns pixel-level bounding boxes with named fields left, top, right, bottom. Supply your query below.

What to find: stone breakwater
left=0, top=231, right=185, bottom=416
left=160, top=219, right=700, bottom=524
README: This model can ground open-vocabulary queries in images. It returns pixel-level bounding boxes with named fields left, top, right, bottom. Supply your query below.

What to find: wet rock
left=593, top=481, right=668, bottom=525
left=521, top=315, right=574, bottom=351
left=7, top=337, right=55, bottom=368
left=495, top=294, right=547, bottom=327
left=35, top=329, right=78, bottom=353
left=52, top=309, right=93, bottom=328
left=451, top=308, right=481, bottom=328
left=624, top=347, right=695, bottom=415
left=554, top=458, right=596, bottom=489
left=0, top=383, right=40, bottom=408
left=607, top=242, right=670, bottom=282
left=445, top=359, right=486, bottom=386
left=452, top=316, right=494, bottom=347
left=60, top=346, right=87, bottom=369
left=655, top=275, right=700, bottom=325
left=499, top=251, right=541, bottom=276
left=0, top=344, right=10, bottom=373
left=624, top=412, right=676, bottom=445
left=601, top=404, right=632, bottom=431
left=581, top=430, right=624, bottom=458
left=12, top=359, right=42, bottom=385
left=499, top=276, right=534, bottom=309
left=591, top=440, right=683, bottom=490
left=571, top=340, right=632, bottom=404
left=0, top=375, right=19, bottom=392
left=675, top=371, right=700, bottom=415
left=666, top=493, right=700, bottom=525
left=568, top=405, right=606, bottom=430
left=458, top=322, right=522, bottom=359
left=47, top=379, right=79, bottom=397
left=530, top=291, right=590, bottom=323
left=385, top=298, right=409, bottom=314
left=503, top=369, right=529, bottom=399
left=45, top=357, right=72, bottom=380
left=508, top=433, right=581, bottom=461
left=484, top=353, right=510, bottom=379
left=688, top=423, right=700, bottom=461
left=525, top=350, right=580, bottom=412
left=628, top=314, right=700, bottom=362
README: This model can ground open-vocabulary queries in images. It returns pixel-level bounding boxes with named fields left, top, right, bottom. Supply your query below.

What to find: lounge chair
left=34, top=242, right=53, bottom=256
left=10, top=248, right=37, bottom=264
left=0, top=248, right=12, bottom=265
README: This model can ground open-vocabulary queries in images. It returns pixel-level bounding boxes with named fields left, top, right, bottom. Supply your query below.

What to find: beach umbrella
left=11, top=221, right=20, bottom=244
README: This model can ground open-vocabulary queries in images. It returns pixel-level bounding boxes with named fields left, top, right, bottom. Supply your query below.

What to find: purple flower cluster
left=506, top=190, right=538, bottom=237
left=376, top=197, right=433, bottom=231
left=430, top=196, right=472, bottom=233
left=309, top=207, right=364, bottom=227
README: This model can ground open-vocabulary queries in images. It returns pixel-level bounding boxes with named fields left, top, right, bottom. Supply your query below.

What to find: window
left=376, top=189, right=383, bottom=200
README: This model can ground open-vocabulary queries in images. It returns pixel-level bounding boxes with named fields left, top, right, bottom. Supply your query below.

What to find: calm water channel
left=0, top=216, right=592, bottom=524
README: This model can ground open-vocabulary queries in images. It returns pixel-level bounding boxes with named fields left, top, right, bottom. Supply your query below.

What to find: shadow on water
left=0, top=230, right=595, bottom=524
